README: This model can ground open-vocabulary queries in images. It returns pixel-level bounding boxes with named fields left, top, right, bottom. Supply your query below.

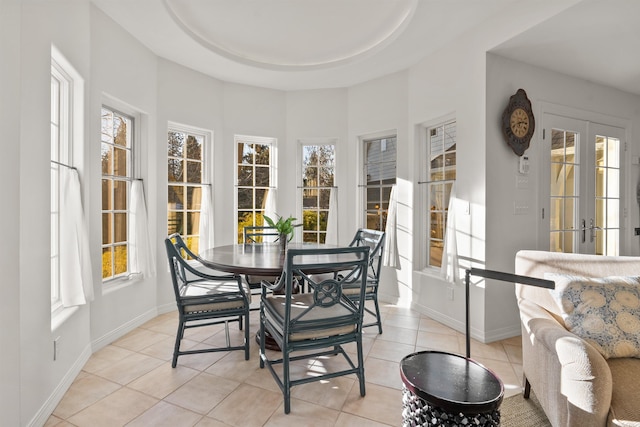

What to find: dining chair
left=344, top=228, right=386, bottom=333
left=165, top=234, right=251, bottom=367
left=243, top=225, right=280, bottom=244
left=243, top=225, right=282, bottom=306
left=259, top=245, right=370, bottom=414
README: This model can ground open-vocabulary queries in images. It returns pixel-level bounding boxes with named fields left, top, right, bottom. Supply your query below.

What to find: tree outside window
left=101, top=107, right=132, bottom=280
left=363, top=136, right=396, bottom=231
left=427, top=121, right=456, bottom=268
left=236, top=136, right=275, bottom=243
left=168, top=129, right=204, bottom=254
left=301, top=144, right=335, bottom=243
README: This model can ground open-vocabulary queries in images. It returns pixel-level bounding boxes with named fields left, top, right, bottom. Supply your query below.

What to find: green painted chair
left=165, top=234, right=251, bottom=367
left=344, top=228, right=386, bottom=333
left=259, top=245, right=370, bottom=414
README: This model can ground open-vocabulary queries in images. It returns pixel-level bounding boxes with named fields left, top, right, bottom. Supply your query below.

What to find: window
left=426, top=120, right=456, bottom=268
left=363, top=136, right=396, bottom=231
left=236, top=135, right=275, bottom=243
left=101, top=106, right=133, bottom=281
left=51, top=57, right=72, bottom=311
left=168, top=127, right=206, bottom=254
left=301, top=143, right=335, bottom=243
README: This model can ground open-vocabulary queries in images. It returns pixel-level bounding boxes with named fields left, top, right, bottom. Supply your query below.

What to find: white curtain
left=130, top=180, right=156, bottom=277
left=59, top=168, right=94, bottom=307
left=440, top=183, right=459, bottom=283
left=383, top=184, right=400, bottom=268
left=325, top=187, right=338, bottom=245
left=264, top=188, right=277, bottom=221
left=262, top=188, right=278, bottom=242
left=198, top=184, right=215, bottom=251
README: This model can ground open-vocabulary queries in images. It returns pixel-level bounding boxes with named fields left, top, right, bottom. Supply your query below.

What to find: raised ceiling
left=92, top=0, right=640, bottom=95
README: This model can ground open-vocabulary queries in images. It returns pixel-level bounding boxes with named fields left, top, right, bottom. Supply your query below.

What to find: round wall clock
left=501, top=88, right=535, bottom=156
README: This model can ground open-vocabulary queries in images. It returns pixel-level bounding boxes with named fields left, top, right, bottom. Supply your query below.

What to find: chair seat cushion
left=263, top=293, right=356, bottom=341
left=182, top=280, right=251, bottom=313
left=342, top=283, right=376, bottom=296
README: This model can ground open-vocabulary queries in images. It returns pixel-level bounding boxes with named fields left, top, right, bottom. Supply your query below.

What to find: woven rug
left=500, top=391, right=551, bottom=427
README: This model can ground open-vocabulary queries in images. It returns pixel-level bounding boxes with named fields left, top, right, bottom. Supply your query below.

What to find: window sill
left=103, top=273, right=144, bottom=294
left=51, top=305, right=80, bottom=332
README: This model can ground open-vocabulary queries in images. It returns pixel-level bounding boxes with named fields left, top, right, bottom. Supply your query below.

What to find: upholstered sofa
left=515, top=250, right=640, bottom=427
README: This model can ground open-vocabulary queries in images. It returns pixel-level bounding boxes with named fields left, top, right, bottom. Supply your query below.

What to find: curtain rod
left=50, top=160, right=77, bottom=171
left=296, top=186, right=338, bottom=189
left=417, top=179, right=456, bottom=185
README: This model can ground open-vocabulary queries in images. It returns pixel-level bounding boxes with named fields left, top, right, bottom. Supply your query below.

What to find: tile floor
left=46, top=303, right=525, bottom=426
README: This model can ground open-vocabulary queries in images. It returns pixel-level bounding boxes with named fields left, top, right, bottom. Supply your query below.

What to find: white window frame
left=297, top=139, right=337, bottom=243
left=51, top=46, right=84, bottom=320
left=100, top=101, right=138, bottom=286
left=359, top=131, right=397, bottom=231
left=422, top=118, right=457, bottom=271
left=234, top=135, right=277, bottom=243
left=167, top=122, right=212, bottom=254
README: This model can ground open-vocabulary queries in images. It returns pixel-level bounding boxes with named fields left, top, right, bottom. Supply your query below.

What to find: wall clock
left=501, top=88, right=535, bottom=156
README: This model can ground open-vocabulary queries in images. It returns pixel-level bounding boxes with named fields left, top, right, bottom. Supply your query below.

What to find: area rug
left=500, top=391, right=551, bottom=427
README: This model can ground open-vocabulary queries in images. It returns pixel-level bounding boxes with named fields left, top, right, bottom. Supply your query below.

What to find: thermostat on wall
left=519, top=155, right=530, bottom=175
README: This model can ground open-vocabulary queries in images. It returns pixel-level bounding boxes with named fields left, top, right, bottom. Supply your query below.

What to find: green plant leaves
left=264, top=214, right=297, bottom=236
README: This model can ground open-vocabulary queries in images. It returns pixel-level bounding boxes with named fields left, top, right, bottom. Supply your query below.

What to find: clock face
left=510, top=108, right=529, bottom=138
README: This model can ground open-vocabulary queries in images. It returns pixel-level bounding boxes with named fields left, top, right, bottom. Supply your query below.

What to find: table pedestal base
left=402, top=385, right=500, bottom=427
left=255, top=331, right=281, bottom=351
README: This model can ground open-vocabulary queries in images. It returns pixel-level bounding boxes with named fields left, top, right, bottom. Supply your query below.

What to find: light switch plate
left=514, top=201, right=529, bottom=215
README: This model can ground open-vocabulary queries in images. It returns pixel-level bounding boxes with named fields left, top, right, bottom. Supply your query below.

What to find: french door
left=540, top=113, right=625, bottom=255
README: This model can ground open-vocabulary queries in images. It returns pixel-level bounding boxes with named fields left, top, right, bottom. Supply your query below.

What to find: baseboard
left=157, top=302, right=176, bottom=315
left=27, top=344, right=92, bottom=427
left=483, top=323, right=521, bottom=343
left=91, top=306, right=159, bottom=352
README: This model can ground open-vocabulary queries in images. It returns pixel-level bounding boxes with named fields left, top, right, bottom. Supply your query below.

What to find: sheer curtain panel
left=60, top=168, right=94, bottom=306
left=131, top=180, right=156, bottom=277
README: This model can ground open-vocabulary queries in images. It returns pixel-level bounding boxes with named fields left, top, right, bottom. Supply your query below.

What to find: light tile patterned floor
left=46, top=303, right=525, bottom=426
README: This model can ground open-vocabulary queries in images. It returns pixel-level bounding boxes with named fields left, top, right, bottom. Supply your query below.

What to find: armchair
left=515, top=250, right=640, bottom=427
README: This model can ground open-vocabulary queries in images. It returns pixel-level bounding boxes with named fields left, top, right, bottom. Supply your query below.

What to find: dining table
left=198, top=242, right=343, bottom=350
left=198, top=242, right=328, bottom=277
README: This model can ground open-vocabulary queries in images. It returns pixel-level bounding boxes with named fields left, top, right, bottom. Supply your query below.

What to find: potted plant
left=264, top=214, right=297, bottom=250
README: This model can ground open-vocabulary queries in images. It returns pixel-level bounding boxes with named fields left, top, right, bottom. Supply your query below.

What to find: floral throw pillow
left=546, top=273, right=640, bottom=359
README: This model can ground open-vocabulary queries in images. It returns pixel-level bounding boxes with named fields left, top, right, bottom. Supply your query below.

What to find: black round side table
left=400, top=351, right=504, bottom=427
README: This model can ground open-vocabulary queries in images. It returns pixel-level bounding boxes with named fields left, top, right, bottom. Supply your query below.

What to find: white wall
left=484, top=53, right=640, bottom=335
left=17, top=1, right=93, bottom=425
left=1, top=0, right=22, bottom=424
left=88, top=5, right=160, bottom=348
left=156, top=59, right=226, bottom=308
left=348, top=71, right=410, bottom=303
left=407, top=26, right=491, bottom=339
left=405, top=0, right=590, bottom=341
left=285, top=89, right=349, bottom=242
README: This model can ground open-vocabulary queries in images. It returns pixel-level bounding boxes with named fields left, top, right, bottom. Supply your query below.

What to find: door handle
left=590, top=218, right=602, bottom=243
left=579, top=219, right=587, bottom=243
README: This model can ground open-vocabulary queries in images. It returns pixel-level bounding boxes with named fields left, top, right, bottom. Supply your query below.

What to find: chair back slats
left=264, top=246, right=370, bottom=337
left=244, top=225, right=280, bottom=243
left=349, top=228, right=385, bottom=283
